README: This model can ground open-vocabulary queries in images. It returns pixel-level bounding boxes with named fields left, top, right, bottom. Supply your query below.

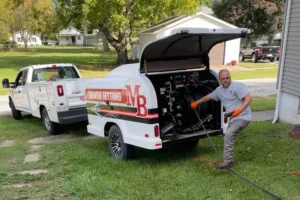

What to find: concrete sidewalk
left=0, top=95, right=10, bottom=116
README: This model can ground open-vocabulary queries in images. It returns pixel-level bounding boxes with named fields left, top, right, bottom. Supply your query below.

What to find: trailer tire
left=10, top=100, right=22, bottom=120
left=42, top=108, right=60, bottom=135
left=108, top=125, right=134, bottom=160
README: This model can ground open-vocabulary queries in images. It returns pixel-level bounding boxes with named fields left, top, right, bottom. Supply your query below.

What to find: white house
left=9, top=31, right=42, bottom=46
left=131, top=10, right=241, bottom=66
left=273, top=0, right=300, bottom=125
left=57, top=26, right=84, bottom=46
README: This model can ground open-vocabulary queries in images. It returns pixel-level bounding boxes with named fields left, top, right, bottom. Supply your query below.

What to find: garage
left=131, top=11, right=240, bottom=66
left=209, top=42, right=225, bottom=66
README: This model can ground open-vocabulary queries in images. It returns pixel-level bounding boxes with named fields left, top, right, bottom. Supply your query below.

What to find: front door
left=13, top=70, right=30, bottom=112
left=72, top=36, right=76, bottom=45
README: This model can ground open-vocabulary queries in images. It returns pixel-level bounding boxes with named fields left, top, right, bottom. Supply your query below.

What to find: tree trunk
left=101, top=32, right=109, bottom=52
left=116, top=47, right=128, bottom=65
left=24, top=42, right=28, bottom=49
left=100, top=25, right=129, bottom=64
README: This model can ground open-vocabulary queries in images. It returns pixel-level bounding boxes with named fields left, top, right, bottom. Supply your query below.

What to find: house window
left=78, top=35, right=81, bottom=40
left=31, top=37, right=36, bottom=43
left=17, top=37, right=22, bottom=42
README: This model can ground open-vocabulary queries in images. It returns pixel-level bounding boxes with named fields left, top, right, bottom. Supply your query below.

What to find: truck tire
left=42, top=108, right=60, bottom=135
left=239, top=53, right=245, bottom=61
left=251, top=53, right=258, bottom=63
left=108, top=125, right=134, bottom=160
left=10, top=100, right=22, bottom=120
left=270, top=57, right=276, bottom=62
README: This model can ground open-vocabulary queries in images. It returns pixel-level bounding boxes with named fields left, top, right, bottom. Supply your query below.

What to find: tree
left=56, top=0, right=203, bottom=64
left=212, top=0, right=285, bottom=41
left=12, top=0, right=55, bottom=49
left=0, top=0, right=13, bottom=43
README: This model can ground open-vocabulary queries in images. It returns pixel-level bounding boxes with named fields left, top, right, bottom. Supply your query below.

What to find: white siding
left=281, top=3, right=300, bottom=96
left=10, top=32, right=42, bottom=46
left=224, top=38, right=241, bottom=65
left=137, top=34, right=156, bottom=59
left=279, top=92, right=300, bottom=124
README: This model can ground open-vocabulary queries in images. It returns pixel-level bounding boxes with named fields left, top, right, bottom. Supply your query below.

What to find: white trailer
left=85, top=28, right=251, bottom=160
left=2, top=63, right=92, bottom=134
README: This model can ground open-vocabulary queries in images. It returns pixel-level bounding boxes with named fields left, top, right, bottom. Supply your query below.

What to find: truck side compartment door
left=13, top=70, right=30, bottom=112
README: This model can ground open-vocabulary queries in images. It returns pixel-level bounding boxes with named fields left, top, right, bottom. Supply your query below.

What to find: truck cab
left=2, top=63, right=90, bottom=134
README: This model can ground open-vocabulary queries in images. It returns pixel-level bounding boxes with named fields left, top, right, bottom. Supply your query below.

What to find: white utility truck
left=2, top=63, right=91, bottom=134
left=85, top=27, right=251, bottom=160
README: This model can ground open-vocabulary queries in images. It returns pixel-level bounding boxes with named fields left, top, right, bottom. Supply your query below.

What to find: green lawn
left=251, top=94, right=277, bottom=112
left=0, top=47, right=279, bottom=95
left=231, top=68, right=278, bottom=80
left=238, top=61, right=279, bottom=69
left=0, top=115, right=299, bottom=199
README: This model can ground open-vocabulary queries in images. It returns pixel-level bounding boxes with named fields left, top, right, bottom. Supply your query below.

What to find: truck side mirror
left=2, top=78, right=10, bottom=88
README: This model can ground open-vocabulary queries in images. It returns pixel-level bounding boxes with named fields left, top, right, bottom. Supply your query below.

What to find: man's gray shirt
left=208, top=81, right=251, bottom=122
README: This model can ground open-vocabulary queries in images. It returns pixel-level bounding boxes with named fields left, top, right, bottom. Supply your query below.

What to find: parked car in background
left=239, top=39, right=280, bottom=63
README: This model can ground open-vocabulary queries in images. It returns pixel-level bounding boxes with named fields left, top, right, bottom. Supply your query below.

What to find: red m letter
left=125, top=85, right=140, bottom=106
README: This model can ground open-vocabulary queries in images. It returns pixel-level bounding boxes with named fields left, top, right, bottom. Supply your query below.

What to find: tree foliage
left=0, top=0, right=14, bottom=42
left=12, top=0, right=55, bottom=48
left=56, top=0, right=203, bottom=64
left=212, top=0, right=286, bottom=40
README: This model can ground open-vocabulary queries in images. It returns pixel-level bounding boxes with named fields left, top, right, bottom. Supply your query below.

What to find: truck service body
left=85, top=27, right=250, bottom=160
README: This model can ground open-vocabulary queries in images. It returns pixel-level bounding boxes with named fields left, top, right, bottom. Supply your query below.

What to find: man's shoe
left=216, top=161, right=234, bottom=169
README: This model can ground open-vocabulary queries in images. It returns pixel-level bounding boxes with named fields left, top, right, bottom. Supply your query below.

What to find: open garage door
left=209, top=42, right=225, bottom=66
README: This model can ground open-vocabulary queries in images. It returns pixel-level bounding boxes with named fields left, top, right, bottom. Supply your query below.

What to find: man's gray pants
left=224, top=119, right=250, bottom=163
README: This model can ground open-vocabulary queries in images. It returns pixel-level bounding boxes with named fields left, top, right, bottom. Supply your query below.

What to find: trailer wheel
left=10, top=100, right=22, bottom=120
left=108, top=125, right=134, bottom=160
left=42, top=108, right=60, bottom=135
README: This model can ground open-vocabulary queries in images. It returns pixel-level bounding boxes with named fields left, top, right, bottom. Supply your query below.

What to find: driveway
left=238, top=78, right=277, bottom=97
left=0, top=95, right=10, bottom=115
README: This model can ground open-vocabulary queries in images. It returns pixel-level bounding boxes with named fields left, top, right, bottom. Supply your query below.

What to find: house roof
left=141, top=15, right=188, bottom=34
left=139, top=11, right=237, bottom=34
left=58, top=26, right=82, bottom=36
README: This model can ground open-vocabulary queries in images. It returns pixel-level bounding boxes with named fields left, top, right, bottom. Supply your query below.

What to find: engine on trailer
left=158, top=72, right=218, bottom=138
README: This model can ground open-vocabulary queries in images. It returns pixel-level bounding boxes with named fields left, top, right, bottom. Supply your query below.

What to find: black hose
left=193, top=110, right=283, bottom=200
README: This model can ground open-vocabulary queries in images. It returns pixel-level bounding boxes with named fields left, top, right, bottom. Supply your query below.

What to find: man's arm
left=196, top=94, right=212, bottom=105
left=231, top=93, right=252, bottom=117
left=191, top=94, right=212, bottom=109
left=240, top=93, right=253, bottom=111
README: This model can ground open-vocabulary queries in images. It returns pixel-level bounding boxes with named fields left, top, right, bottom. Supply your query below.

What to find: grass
left=231, top=68, right=278, bottom=80
left=251, top=94, right=277, bottom=112
left=0, top=115, right=299, bottom=199
left=238, top=60, right=279, bottom=69
left=0, top=47, right=279, bottom=95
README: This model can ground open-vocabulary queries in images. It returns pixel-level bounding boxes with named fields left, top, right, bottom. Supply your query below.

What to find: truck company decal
left=86, top=85, right=158, bottom=124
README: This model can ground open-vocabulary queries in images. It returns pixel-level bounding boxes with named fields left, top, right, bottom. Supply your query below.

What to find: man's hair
left=219, top=69, right=230, bottom=77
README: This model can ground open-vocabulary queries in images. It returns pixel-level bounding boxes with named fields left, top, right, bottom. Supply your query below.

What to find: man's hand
left=231, top=109, right=242, bottom=117
left=191, top=101, right=198, bottom=109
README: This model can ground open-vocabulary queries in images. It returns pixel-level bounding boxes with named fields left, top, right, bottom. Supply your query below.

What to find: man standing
left=191, top=69, right=252, bottom=169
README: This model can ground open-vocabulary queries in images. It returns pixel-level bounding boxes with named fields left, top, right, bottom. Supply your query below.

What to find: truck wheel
left=239, top=53, right=245, bottom=61
left=10, top=100, right=22, bottom=120
left=42, top=108, right=60, bottom=135
left=252, top=53, right=258, bottom=63
left=108, top=125, right=134, bottom=160
left=270, top=57, right=276, bottom=62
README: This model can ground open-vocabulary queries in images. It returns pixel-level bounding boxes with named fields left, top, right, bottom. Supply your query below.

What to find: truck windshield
left=32, top=66, right=80, bottom=82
